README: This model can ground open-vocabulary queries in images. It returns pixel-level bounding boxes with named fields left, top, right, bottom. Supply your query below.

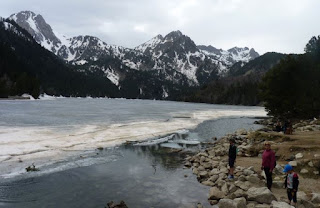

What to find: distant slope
left=228, top=52, right=286, bottom=77
left=0, top=18, right=120, bottom=98
left=181, top=52, right=287, bottom=105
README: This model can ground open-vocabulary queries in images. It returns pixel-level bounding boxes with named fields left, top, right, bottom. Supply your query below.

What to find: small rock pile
left=293, top=119, right=320, bottom=132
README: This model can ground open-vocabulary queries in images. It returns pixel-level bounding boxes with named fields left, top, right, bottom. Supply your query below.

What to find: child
left=283, top=164, right=299, bottom=206
left=228, top=138, right=237, bottom=179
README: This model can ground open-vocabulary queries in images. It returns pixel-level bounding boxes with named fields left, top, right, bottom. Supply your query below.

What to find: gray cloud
left=1, top=0, right=320, bottom=54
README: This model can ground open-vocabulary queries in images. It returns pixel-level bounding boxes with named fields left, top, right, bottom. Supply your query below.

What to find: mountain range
left=1, top=11, right=277, bottom=101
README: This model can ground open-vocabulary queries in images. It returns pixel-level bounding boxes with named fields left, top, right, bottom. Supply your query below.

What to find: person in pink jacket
left=261, top=141, right=276, bottom=190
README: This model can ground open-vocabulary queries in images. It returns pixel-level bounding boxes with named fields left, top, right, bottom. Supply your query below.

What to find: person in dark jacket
left=228, top=138, right=237, bottom=179
left=283, top=164, right=299, bottom=206
left=261, top=141, right=276, bottom=190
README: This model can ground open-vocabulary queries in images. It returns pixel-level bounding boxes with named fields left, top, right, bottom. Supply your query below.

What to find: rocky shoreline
left=184, top=119, right=320, bottom=208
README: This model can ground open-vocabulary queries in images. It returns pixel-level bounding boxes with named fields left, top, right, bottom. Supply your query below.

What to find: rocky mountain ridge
left=9, top=11, right=259, bottom=89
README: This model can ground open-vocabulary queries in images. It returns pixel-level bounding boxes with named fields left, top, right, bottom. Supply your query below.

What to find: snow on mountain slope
left=198, top=45, right=259, bottom=67
left=9, top=11, right=260, bottom=89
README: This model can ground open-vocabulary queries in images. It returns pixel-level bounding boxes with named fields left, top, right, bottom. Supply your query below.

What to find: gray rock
left=300, top=169, right=309, bottom=174
left=244, top=169, right=255, bottom=176
left=229, top=184, right=238, bottom=193
left=273, top=181, right=284, bottom=189
left=221, top=182, right=229, bottom=195
left=234, top=181, right=250, bottom=191
left=201, top=180, right=215, bottom=186
left=209, top=175, right=219, bottom=183
left=231, top=189, right=247, bottom=199
left=255, top=204, right=271, bottom=208
left=238, top=175, right=247, bottom=182
left=234, top=197, right=246, bottom=208
left=208, top=187, right=226, bottom=200
left=295, top=153, right=303, bottom=159
left=199, top=171, right=209, bottom=178
left=289, top=161, right=297, bottom=167
left=247, top=202, right=257, bottom=208
left=308, top=161, right=314, bottom=167
left=271, top=200, right=294, bottom=208
left=247, top=187, right=277, bottom=204
left=297, top=198, right=317, bottom=208
left=203, top=162, right=212, bottom=169
left=247, top=175, right=261, bottom=184
left=311, top=193, right=320, bottom=203
left=218, top=199, right=237, bottom=208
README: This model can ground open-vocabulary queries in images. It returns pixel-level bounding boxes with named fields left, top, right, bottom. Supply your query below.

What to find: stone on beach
left=271, top=200, right=294, bottom=208
left=208, top=187, right=226, bottom=200
left=247, top=187, right=277, bottom=204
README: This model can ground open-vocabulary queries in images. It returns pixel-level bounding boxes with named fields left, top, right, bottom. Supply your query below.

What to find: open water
left=0, top=98, right=266, bottom=207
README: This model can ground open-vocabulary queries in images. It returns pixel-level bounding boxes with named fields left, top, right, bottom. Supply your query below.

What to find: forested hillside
left=259, top=36, right=320, bottom=119
left=182, top=52, right=286, bottom=105
left=0, top=19, right=120, bottom=98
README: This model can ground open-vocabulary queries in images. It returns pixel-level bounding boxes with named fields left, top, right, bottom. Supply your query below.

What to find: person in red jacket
left=261, top=141, right=276, bottom=190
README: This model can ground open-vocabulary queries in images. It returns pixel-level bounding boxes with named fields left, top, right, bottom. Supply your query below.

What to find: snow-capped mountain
left=9, top=11, right=62, bottom=54
left=135, top=30, right=220, bottom=85
left=8, top=11, right=260, bottom=98
left=0, top=17, right=33, bottom=42
left=198, top=45, right=259, bottom=67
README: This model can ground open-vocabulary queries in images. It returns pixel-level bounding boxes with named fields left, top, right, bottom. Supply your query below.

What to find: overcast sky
left=1, top=0, right=320, bottom=55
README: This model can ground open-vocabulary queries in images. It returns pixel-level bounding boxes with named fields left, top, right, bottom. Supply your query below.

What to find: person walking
left=261, top=141, right=276, bottom=190
left=228, top=138, right=237, bottom=179
left=283, top=164, right=299, bottom=207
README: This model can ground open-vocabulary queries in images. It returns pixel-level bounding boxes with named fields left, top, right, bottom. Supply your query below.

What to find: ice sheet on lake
left=0, top=105, right=266, bottom=179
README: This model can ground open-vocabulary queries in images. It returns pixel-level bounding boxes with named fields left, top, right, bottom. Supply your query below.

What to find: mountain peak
left=9, top=10, right=61, bottom=52
left=135, top=34, right=164, bottom=53
left=165, top=30, right=184, bottom=40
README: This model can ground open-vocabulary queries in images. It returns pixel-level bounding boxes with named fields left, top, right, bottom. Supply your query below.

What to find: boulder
left=273, top=181, right=284, bottom=189
left=300, top=169, right=309, bottom=174
left=308, top=161, right=314, bottom=167
left=234, top=181, right=250, bottom=191
left=221, top=182, right=229, bottom=195
left=208, top=187, right=226, bottom=200
left=244, top=169, right=255, bottom=176
left=295, top=153, right=303, bottom=159
left=218, top=199, right=237, bottom=208
left=238, top=175, right=247, bottom=182
left=255, top=204, right=271, bottom=208
left=247, top=175, right=261, bottom=184
left=230, top=189, right=247, bottom=199
left=247, top=202, right=257, bottom=208
left=209, top=175, right=219, bottom=183
left=202, top=162, right=212, bottom=169
left=289, top=161, right=297, bottom=167
left=274, top=164, right=284, bottom=175
left=297, top=198, right=317, bottom=208
left=209, top=200, right=219, bottom=205
left=234, top=197, right=246, bottom=208
left=311, top=193, right=320, bottom=203
left=199, top=171, right=209, bottom=178
left=201, top=180, right=215, bottom=186
left=271, top=201, right=294, bottom=208
left=297, top=191, right=311, bottom=201
left=247, top=187, right=277, bottom=204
